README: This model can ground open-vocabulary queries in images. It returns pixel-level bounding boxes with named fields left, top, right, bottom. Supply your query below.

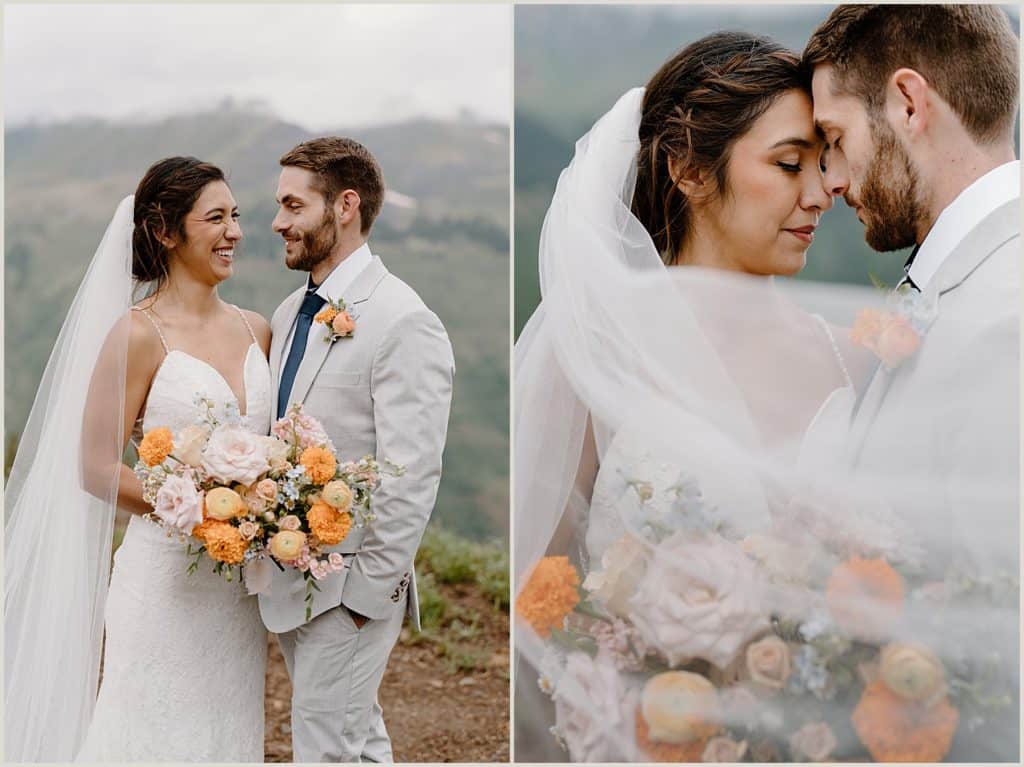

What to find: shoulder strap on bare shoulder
left=130, top=306, right=170, bottom=354
left=232, top=304, right=258, bottom=344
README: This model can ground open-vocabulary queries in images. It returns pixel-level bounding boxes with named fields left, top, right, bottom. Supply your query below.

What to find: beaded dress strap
left=130, top=306, right=170, bottom=354
left=812, top=314, right=853, bottom=389
left=233, top=305, right=258, bottom=345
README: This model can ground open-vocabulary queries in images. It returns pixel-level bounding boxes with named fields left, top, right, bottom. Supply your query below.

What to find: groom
left=805, top=5, right=1018, bottom=759
left=261, top=136, right=455, bottom=762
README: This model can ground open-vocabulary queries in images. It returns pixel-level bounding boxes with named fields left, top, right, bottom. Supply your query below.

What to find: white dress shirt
left=907, top=159, right=1020, bottom=290
left=280, top=243, right=374, bottom=365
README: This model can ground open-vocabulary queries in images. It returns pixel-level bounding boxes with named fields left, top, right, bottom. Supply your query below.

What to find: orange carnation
left=826, top=557, right=905, bottom=640
left=299, top=446, right=337, bottom=484
left=193, top=519, right=247, bottom=565
left=634, top=708, right=715, bottom=762
left=852, top=680, right=959, bottom=762
left=139, top=426, right=174, bottom=467
left=314, top=305, right=339, bottom=325
left=307, top=501, right=352, bottom=546
left=516, top=556, right=580, bottom=638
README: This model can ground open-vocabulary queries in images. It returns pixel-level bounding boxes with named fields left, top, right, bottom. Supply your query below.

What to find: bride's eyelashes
left=777, top=161, right=802, bottom=173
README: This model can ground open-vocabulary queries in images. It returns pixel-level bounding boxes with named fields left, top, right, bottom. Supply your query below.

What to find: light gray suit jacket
left=849, top=197, right=1019, bottom=579
left=259, top=256, right=455, bottom=634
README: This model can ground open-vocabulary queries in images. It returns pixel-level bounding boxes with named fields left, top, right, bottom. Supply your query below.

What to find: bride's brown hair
left=132, top=157, right=227, bottom=285
left=632, top=32, right=806, bottom=265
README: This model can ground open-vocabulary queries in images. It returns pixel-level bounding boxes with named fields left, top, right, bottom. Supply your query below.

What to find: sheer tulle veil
left=513, top=88, right=1018, bottom=761
left=5, top=196, right=139, bottom=761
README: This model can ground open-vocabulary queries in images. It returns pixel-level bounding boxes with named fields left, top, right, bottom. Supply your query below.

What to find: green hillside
left=4, top=107, right=509, bottom=541
left=514, top=4, right=1020, bottom=337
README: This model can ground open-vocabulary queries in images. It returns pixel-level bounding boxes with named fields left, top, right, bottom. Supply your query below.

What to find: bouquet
left=518, top=469, right=1018, bottom=762
left=134, top=399, right=403, bottom=620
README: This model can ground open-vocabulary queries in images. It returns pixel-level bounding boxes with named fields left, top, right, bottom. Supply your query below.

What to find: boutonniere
left=850, top=283, right=938, bottom=370
left=313, top=296, right=358, bottom=343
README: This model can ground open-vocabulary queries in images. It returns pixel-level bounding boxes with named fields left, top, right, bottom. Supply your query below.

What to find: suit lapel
left=270, top=287, right=305, bottom=419
left=289, top=257, right=390, bottom=408
left=930, top=197, right=1019, bottom=297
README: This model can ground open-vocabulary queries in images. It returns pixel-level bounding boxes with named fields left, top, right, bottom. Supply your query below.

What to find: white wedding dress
left=75, top=306, right=272, bottom=763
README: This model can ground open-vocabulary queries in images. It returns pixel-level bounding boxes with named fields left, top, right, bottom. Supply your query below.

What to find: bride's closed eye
left=777, top=161, right=802, bottom=173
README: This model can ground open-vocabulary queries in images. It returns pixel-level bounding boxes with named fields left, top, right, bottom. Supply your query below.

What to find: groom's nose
left=272, top=210, right=287, bottom=234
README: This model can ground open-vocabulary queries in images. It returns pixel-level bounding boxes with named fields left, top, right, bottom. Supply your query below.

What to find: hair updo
left=632, top=32, right=807, bottom=264
left=132, top=157, right=226, bottom=284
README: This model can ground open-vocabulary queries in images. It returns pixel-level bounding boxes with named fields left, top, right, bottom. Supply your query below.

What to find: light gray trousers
left=276, top=600, right=405, bottom=762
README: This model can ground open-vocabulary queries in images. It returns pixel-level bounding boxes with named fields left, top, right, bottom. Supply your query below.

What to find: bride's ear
left=668, top=155, right=709, bottom=202
left=156, top=230, right=177, bottom=251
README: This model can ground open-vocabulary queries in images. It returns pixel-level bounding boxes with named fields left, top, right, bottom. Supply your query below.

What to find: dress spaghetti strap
left=130, top=306, right=170, bottom=354
left=232, top=305, right=258, bottom=345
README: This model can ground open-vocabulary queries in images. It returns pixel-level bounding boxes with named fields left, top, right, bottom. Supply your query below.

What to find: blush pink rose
left=789, top=721, right=837, bottom=762
left=201, top=425, right=269, bottom=486
left=629, top=532, right=769, bottom=669
left=279, top=514, right=301, bottom=531
left=256, top=478, right=279, bottom=503
left=744, top=635, right=792, bottom=692
left=875, top=314, right=921, bottom=368
left=331, top=311, right=356, bottom=337
left=153, top=475, right=205, bottom=534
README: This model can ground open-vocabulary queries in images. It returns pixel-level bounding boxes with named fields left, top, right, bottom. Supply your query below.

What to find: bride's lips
left=214, top=247, right=234, bottom=265
left=784, top=226, right=816, bottom=244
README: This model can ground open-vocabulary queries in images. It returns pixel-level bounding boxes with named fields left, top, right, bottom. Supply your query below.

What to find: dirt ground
left=264, top=582, right=510, bottom=763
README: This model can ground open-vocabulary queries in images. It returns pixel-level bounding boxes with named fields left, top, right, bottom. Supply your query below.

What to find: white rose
left=262, top=436, right=291, bottom=473
left=582, top=534, right=648, bottom=618
left=201, top=425, right=269, bottom=486
left=629, top=532, right=769, bottom=669
left=175, top=423, right=210, bottom=467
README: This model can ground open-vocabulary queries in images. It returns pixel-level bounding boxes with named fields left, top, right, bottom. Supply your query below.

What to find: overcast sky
left=5, top=4, right=512, bottom=130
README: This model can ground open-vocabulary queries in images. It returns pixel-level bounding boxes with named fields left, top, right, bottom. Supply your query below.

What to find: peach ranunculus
left=321, top=479, right=353, bottom=513
left=629, top=532, right=769, bottom=669
left=879, top=642, right=946, bottom=704
left=875, top=314, right=921, bottom=368
left=744, top=635, right=792, bottom=692
left=582, top=534, right=649, bottom=619
left=702, top=735, right=748, bottom=763
left=331, top=311, right=356, bottom=337
left=138, top=427, right=174, bottom=467
left=175, top=423, right=210, bottom=467
left=826, top=557, right=905, bottom=642
left=789, top=721, right=837, bottom=762
left=201, top=425, right=269, bottom=486
left=205, top=487, right=247, bottom=520
left=153, top=474, right=205, bottom=534
left=641, top=671, right=720, bottom=745
left=299, top=446, right=337, bottom=484
left=269, top=530, right=307, bottom=561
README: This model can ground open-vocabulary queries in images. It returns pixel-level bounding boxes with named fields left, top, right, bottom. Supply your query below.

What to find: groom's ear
left=885, top=68, right=931, bottom=140
left=335, top=188, right=363, bottom=230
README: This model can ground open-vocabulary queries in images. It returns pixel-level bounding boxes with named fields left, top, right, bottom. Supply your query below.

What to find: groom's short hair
left=803, top=5, right=1018, bottom=144
left=280, top=137, right=385, bottom=234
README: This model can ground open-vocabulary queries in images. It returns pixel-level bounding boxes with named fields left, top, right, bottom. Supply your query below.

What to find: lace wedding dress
left=75, top=306, right=272, bottom=763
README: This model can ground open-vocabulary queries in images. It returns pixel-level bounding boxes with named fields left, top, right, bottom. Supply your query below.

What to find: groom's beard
left=855, top=119, right=925, bottom=253
left=285, top=208, right=338, bottom=272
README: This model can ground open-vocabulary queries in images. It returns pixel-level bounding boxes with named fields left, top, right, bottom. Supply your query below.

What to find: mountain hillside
left=5, top=107, right=509, bottom=541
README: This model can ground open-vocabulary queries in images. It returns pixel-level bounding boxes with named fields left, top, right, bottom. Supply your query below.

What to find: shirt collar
left=307, top=243, right=373, bottom=300
left=907, top=160, right=1020, bottom=290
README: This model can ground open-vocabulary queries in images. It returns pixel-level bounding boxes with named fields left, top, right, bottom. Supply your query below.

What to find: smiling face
left=694, top=89, right=832, bottom=276
left=169, top=180, right=241, bottom=284
left=272, top=165, right=340, bottom=273
left=811, top=65, right=924, bottom=251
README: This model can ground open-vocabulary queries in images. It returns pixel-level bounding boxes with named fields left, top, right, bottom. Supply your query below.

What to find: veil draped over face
left=513, top=90, right=1018, bottom=762
left=5, top=197, right=138, bottom=761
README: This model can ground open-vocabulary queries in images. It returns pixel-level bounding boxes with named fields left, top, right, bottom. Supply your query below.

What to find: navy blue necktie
left=278, top=292, right=327, bottom=418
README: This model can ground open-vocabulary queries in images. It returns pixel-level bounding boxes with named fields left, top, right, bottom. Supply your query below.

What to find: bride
left=5, top=157, right=272, bottom=761
left=514, top=31, right=1017, bottom=762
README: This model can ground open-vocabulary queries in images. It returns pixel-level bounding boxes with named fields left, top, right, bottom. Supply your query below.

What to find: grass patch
left=416, top=526, right=509, bottom=611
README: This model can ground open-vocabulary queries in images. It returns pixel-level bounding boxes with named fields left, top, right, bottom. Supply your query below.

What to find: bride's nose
left=225, top=218, right=243, bottom=241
